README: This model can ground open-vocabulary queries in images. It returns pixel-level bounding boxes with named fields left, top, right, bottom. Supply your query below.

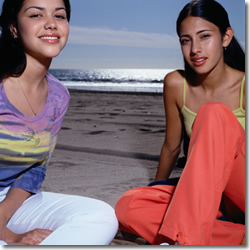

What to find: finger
left=37, top=229, right=53, bottom=238
left=33, top=229, right=53, bottom=244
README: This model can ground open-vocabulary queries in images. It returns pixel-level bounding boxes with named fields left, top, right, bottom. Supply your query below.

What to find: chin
left=43, top=45, right=65, bottom=57
left=44, top=50, right=62, bottom=59
left=191, top=67, right=210, bottom=75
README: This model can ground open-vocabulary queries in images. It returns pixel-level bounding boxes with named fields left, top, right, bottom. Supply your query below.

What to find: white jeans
left=0, top=187, right=118, bottom=245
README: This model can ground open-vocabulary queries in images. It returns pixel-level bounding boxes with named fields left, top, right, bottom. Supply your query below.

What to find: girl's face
left=13, top=0, right=69, bottom=61
left=179, top=16, right=230, bottom=75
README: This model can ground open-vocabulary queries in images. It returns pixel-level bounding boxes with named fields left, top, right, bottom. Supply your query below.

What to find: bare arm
left=154, top=72, right=183, bottom=181
left=0, top=188, right=31, bottom=242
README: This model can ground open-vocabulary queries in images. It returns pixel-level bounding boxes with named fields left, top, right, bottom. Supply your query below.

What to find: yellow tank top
left=181, top=76, right=245, bottom=138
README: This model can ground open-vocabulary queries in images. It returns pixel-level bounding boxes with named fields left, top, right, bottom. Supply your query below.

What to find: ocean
left=48, top=69, right=176, bottom=93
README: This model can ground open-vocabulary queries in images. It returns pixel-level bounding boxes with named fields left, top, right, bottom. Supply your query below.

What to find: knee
left=115, top=189, right=143, bottom=226
left=195, top=102, right=237, bottom=127
left=77, top=197, right=116, bottom=219
left=198, top=103, right=231, bottom=117
left=92, top=199, right=117, bottom=222
left=91, top=200, right=119, bottom=229
left=199, top=102, right=229, bottom=114
left=67, top=197, right=118, bottom=231
left=54, top=195, right=117, bottom=225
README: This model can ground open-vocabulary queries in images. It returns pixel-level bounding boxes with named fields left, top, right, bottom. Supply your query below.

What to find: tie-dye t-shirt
left=0, top=73, right=70, bottom=194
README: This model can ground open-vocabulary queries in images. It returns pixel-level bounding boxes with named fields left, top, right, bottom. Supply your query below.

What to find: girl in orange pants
left=115, top=103, right=245, bottom=245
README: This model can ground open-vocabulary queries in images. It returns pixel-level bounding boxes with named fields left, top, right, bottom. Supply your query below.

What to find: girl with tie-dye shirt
left=0, top=0, right=118, bottom=245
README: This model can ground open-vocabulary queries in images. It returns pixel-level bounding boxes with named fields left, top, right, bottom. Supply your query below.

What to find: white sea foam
left=49, top=68, right=177, bottom=93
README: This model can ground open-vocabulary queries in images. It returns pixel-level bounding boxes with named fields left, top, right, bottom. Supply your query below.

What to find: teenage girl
left=0, top=0, right=118, bottom=245
left=115, top=0, right=245, bottom=245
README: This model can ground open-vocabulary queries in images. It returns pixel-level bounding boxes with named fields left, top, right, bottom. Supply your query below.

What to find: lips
left=191, top=57, right=207, bottom=66
left=39, top=34, right=60, bottom=43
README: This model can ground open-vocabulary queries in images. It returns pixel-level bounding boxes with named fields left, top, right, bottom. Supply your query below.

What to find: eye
left=30, top=14, right=42, bottom=18
left=54, top=10, right=67, bottom=20
left=55, top=15, right=66, bottom=20
left=200, top=34, right=211, bottom=40
left=180, top=38, right=190, bottom=45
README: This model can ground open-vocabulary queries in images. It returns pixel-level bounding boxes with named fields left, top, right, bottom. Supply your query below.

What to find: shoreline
left=68, top=88, right=164, bottom=96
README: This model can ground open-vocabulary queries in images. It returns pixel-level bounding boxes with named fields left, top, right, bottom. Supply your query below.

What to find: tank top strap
left=183, top=77, right=187, bottom=106
left=240, top=75, right=245, bottom=109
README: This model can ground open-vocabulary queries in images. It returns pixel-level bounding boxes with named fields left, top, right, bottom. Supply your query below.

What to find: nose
left=191, top=39, right=201, bottom=55
left=44, top=16, right=57, bottom=30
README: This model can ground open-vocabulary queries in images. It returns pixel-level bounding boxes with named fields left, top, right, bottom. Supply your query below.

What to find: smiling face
left=12, top=0, right=69, bottom=61
left=179, top=16, right=230, bottom=76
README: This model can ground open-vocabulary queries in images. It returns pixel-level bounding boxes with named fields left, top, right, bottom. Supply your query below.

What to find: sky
left=52, top=0, right=245, bottom=70
left=0, top=0, right=246, bottom=70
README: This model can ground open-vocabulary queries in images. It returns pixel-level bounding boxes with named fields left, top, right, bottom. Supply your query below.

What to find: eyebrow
left=24, top=6, right=66, bottom=12
left=180, top=29, right=213, bottom=38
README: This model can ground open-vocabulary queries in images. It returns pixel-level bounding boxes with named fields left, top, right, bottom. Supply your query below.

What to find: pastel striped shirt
left=0, top=73, right=70, bottom=193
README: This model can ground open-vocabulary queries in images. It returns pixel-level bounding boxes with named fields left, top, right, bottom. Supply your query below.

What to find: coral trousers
left=115, top=103, right=245, bottom=245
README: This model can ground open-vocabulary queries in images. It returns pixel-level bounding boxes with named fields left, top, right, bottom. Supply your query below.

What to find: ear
left=10, top=24, right=18, bottom=38
left=222, top=27, right=234, bottom=48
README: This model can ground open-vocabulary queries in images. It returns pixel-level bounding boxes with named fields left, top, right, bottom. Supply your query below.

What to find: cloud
left=68, top=26, right=179, bottom=49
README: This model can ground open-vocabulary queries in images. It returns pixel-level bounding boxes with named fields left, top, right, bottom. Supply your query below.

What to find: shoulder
left=227, top=67, right=245, bottom=84
left=234, top=70, right=246, bottom=109
left=45, top=74, right=70, bottom=132
left=227, top=68, right=245, bottom=94
left=46, top=73, right=70, bottom=102
left=163, top=70, right=185, bottom=106
left=46, top=73, right=70, bottom=118
left=164, top=70, right=185, bottom=90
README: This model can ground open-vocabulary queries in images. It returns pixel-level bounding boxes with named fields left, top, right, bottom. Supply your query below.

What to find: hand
left=10, top=228, right=53, bottom=245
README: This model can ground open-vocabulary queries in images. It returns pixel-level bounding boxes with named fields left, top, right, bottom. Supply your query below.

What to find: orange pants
left=115, top=103, right=245, bottom=245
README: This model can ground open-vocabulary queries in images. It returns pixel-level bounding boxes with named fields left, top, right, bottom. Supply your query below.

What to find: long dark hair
left=176, top=0, right=245, bottom=82
left=0, top=0, right=71, bottom=81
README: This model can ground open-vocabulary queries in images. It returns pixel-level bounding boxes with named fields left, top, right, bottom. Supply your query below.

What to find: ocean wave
left=49, top=68, right=175, bottom=93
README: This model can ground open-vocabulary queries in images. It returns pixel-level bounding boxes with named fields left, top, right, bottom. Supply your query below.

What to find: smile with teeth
left=194, top=58, right=205, bottom=62
left=41, top=36, right=59, bottom=40
left=192, top=57, right=207, bottom=66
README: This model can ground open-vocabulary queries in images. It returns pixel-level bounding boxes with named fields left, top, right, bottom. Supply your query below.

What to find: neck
left=20, top=55, right=52, bottom=89
left=197, top=64, right=229, bottom=91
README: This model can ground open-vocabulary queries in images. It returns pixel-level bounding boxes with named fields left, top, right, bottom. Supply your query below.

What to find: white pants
left=0, top=188, right=118, bottom=245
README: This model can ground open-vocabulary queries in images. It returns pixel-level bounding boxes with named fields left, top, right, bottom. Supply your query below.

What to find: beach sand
left=41, top=89, right=183, bottom=245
